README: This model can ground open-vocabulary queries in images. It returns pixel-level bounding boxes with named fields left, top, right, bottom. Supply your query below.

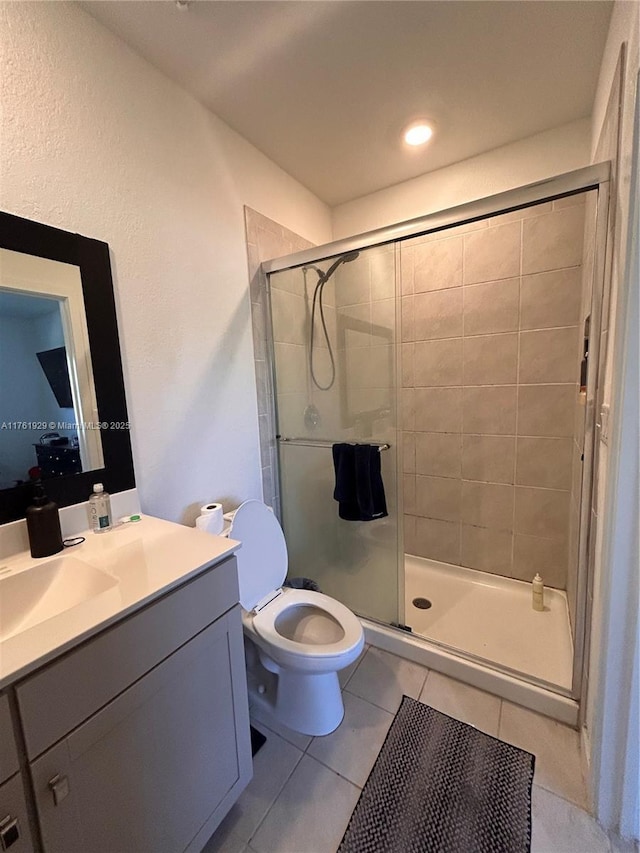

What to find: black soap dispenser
left=26, top=480, right=64, bottom=558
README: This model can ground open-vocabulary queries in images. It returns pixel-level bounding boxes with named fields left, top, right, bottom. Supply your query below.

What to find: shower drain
left=412, top=597, right=432, bottom=610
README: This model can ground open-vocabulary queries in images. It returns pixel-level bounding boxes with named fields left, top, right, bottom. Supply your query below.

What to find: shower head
left=319, top=250, right=360, bottom=284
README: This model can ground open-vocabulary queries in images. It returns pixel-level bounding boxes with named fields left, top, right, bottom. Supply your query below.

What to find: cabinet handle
left=0, top=815, right=20, bottom=850
left=48, top=774, right=70, bottom=806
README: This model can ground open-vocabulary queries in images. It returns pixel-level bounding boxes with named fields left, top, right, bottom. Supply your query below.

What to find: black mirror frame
left=0, top=211, right=135, bottom=523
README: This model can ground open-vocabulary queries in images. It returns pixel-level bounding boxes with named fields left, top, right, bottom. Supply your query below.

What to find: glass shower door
left=268, top=243, right=400, bottom=625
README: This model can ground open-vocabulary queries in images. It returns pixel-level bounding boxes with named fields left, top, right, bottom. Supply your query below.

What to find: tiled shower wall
left=244, top=207, right=315, bottom=514
left=401, top=196, right=587, bottom=589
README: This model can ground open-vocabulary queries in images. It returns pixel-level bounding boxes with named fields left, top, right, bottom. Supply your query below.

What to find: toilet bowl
left=228, top=499, right=364, bottom=736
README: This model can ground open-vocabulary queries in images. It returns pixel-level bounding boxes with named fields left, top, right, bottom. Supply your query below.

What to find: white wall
left=332, top=119, right=591, bottom=239
left=0, top=2, right=332, bottom=523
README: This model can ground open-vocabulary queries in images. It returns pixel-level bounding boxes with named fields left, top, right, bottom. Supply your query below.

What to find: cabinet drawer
left=0, top=773, right=34, bottom=853
left=0, top=695, right=19, bottom=784
left=17, top=556, right=238, bottom=759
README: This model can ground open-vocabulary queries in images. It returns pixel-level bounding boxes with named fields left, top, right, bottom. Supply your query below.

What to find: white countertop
left=0, top=515, right=240, bottom=690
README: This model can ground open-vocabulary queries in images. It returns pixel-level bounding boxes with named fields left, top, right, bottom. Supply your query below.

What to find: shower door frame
left=263, top=162, right=611, bottom=704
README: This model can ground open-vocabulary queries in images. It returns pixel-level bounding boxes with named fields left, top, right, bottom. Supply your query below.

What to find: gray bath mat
left=338, top=695, right=534, bottom=853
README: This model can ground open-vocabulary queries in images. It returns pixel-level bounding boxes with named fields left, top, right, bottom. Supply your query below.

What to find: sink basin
left=0, top=555, right=119, bottom=641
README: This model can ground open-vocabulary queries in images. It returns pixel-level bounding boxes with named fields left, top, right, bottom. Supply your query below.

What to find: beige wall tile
left=403, top=431, right=416, bottom=473
left=520, top=268, right=582, bottom=330
left=488, top=201, right=553, bottom=226
left=271, top=288, right=307, bottom=345
left=462, top=386, right=517, bottom=434
left=461, top=435, right=515, bottom=484
left=402, top=388, right=415, bottom=430
left=522, top=205, right=585, bottom=275
left=463, top=278, right=519, bottom=335
left=415, top=387, right=462, bottom=432
left=514, top=487, right=570, bottom=540
left=413, top=516, right=461, bottom=564
left=414, top=236, right=463, bottom=292
left=401, top=296, right=414, bottom=342
left=403, top=474, right=416, bottom=514
left=402, top=342, right=414, bottom=387
left=370, top=249, right=395, bottom=300
left=404, top=514, right=417, bottom=554
left=334, top=257, right=370, bottom=306
left=516, top=437, right=573, bottom=490
left=512, top=534, right=568, bottom=588
left=553, top=193, right=586, bottom=209
left=464, top=221, right=521, bottom=284
left=370, top=298, right=395, bottom=334
left=519, top=327, right=580, bottom=384
left=414, top=288, right=463, bottom=340
left=415, top=432, right=462, bottom=478
left=414, top=338, right=463, bottom=386
left=517, top=385, right=575, bottom=437
left=416, top=475, right=462, bottom=523
left=461, top=480, right=514, bottom=531
left=274, top=343, right=307, bottom=393
left=400, top=245, right=414, bottom=295
left=461, top=525, right=513, bottom=575
left=463, top=333, right=518, bottom=385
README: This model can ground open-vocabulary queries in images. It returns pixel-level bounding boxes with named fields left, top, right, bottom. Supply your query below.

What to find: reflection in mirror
left=0, top=248, right=104, bottom=490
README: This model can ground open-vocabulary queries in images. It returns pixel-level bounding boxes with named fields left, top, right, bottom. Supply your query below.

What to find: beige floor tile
left=249, top=707, right=313, bottom=752
left=338, top=643, right=368, bottom=688
left=202, top=827, right=247, bottom=853
left=418, top=671, right=502, bottom=736
left=307, top=691, right=394, bottom=787
left=250, top=755, right=360, bottom=853
left=345, top=646, right=429, bottom=712
left=499, top=702, right=588, bottom=809
left=211, top=725, right=303, bottom=844
left=608, top=832, right=639, bottom=853
left=531, top=785, right=610, bottom=853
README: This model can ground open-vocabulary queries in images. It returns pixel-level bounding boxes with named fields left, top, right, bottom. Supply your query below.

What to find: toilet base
left=244, top=638, right=345, bottom=736
left=275, top=669, right=344, bottom=736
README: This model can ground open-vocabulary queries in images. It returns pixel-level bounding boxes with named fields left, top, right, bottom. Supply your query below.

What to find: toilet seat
left=229, top=500, right=287, bottom=611
left=252, top=588, right=363, bottom=662
left=229, top=500, right=364, bottom=670
left=230, top=499, right=365, bottom=734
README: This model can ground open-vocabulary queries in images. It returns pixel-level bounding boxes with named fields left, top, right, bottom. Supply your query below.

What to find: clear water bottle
left=88, top=483, right=112, bottom=533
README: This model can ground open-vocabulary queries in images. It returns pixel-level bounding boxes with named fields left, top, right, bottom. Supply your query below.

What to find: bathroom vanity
left=0, top=516, right=252, bottom=853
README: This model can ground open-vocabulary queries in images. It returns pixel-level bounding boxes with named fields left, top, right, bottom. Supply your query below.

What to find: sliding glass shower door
left=268, top=244, right=400, bottom=625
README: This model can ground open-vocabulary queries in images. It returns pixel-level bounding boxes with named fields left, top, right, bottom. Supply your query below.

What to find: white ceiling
left=81, top=0, right=612, bottom=206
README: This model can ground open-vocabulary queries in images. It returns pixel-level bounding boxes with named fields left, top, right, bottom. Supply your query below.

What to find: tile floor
left=204, top=646, right=616, bottom=853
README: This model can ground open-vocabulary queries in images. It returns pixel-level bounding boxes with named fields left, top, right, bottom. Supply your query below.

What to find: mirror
left=0, top=249, right=104, bottom=489
left=0, top=211, right=134, bottom=523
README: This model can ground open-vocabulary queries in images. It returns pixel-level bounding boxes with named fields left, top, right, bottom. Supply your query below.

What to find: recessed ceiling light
left=403, top=122, right=433, bottom=147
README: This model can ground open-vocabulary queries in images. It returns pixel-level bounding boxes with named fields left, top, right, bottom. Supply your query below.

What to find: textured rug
left=338, top=696, right=534, bottom=853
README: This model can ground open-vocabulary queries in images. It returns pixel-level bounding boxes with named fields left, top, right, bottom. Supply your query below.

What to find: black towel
left=332, top=443, right=388, bottom=521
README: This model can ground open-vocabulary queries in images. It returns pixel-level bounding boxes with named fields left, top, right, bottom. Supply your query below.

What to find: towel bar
left=277, top=436, right=390, bottom=451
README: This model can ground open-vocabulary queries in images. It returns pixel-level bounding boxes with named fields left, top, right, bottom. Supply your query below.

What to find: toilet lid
left=229, top=500, right=288, bottom=610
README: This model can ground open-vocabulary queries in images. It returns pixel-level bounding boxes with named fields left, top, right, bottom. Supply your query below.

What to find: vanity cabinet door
left=31, top=607, right=251, bottom=853
left=0, top=695, right=19, bottom=784
left=0, top=774, right=34, bottom=852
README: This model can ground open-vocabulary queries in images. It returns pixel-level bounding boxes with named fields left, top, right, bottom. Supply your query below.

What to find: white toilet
left=227, top=499, right=364, bottom=736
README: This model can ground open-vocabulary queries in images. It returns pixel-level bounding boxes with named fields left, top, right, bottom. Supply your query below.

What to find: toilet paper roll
left=195, top=502, right=224, bottom=535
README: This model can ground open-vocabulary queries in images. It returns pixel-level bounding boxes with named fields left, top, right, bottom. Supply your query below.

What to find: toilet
left=227, top=499, right=364, bottom=736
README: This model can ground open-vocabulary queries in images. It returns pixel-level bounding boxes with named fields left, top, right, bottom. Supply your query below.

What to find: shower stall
left=258, top=164, right=610, bottom=724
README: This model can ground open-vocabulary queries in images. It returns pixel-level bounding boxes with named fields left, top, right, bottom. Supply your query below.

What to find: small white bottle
left=532, top=573, right=545, bottom=611
left=88, top=483, right=112, bottom=534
